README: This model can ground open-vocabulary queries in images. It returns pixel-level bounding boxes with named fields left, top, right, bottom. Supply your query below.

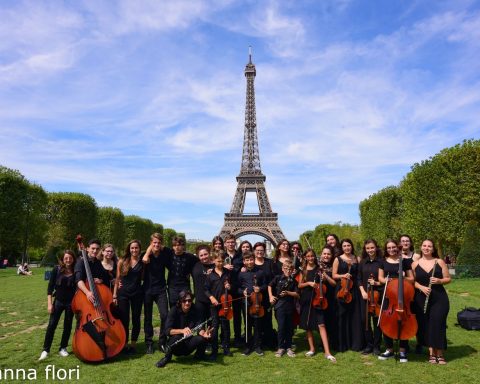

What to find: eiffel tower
left=219, top=49, right=285, bottom=245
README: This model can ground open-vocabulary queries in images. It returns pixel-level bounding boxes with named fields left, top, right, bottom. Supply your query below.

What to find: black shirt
left=117, top=260, right=143, bottom=298
left=380, top=259, right=412, bottom=279
left=192, top=262, right=213, bottom=304
left=74, top=256, right=111, bottom=287
left=237, top=266, right=266, bottom=295
left=165, top=305, right=201, bottom=337
left=269, top=274, right=298, bottom=312
left=48, top=266, right=76, bottom=304
left=358, top=257, right=383, bottom=291
left=167, top=252, right=198, bottom=289
left=204, top=269, right=231, bottom=301
left=143, top=247, right=172, bottom=295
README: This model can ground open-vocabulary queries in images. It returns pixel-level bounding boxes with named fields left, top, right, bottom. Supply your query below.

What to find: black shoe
left=223, top=349, right=233, bottom=357
left=208, top=353, right=218, bottom=361
left=146, top=344, right=154, bottom=354
left=378, top=350, right=395, bottom=360
left=241, top=348, right=252, bottom=356
left=155, top=357, right=170, bottom=368
left=255, top=347, right=264, bottom=356
left=361, top=347, right=373, bottom=355
left=373, top=348, right=381, bottom=356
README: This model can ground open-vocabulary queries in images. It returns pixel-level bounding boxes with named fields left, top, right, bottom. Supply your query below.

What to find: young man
left=167, top=237, right=198, bottom=307
left=74, top=239, right=111, bottom=303
left=205, top=250, right=233, bottom=360
left=268, top=259, right=299, bottom=357
left=155, top=290, right=212, bottom=368
left=142, top=233, right=173, bottom=354
left=238, top=251, right=266, bottom=356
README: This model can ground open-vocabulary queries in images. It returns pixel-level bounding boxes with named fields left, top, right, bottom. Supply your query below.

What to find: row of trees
left=0, top=166, right=183, bottom=265
left=299, top=222, right=362, bottom=254
left=359, top=139, right=480, bottom=269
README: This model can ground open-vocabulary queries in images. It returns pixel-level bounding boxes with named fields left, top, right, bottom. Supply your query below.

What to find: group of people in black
left=39, top=232, right=451, bottom=367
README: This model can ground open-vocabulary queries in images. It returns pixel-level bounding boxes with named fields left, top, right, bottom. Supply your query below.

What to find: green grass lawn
left=0, top=267, right=479, bottom=384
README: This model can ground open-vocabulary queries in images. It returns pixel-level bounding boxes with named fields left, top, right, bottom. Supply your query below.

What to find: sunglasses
left=182, top=299, right=192, bottom=303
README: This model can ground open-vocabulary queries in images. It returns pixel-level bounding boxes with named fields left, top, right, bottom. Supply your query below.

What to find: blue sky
left=1, top=0, right=479, bottom=242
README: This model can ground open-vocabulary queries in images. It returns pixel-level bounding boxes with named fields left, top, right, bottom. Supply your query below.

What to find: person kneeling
left=156, top=290, right=212, bottom=368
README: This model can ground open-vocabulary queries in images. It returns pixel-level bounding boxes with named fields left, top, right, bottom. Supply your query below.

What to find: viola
left=248, top=275, right=264, bottom=318
left=312, top=267, right=328, bottom=310
left=71, top=235, right=126, bottom=362
left=379, top=254, right=417, bottom=341
left=218, top=278, right=233, bottom=320
left=336, top=263, right=353, bottom=304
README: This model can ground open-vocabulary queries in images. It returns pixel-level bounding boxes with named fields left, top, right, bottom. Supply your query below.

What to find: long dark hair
left=121, top=239, right=141, bottom=276
left=59, top=250, right=76, bottom=274
left=361, top=239, right=383, bottom=260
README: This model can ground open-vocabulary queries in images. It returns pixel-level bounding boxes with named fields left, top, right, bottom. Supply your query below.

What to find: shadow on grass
left=445, top=344, right=477, bottom=361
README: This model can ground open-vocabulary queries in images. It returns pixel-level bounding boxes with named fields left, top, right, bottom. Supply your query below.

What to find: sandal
left=437, top=356, right=447, bottom=365
left=325, top=354, right=337, bottom=363
left=428, top=355, right=437, bottom=364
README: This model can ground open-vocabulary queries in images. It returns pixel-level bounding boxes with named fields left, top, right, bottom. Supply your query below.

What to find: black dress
left=414, top=263, right=449, bottom=350
left=335, top=258, right=364, bottom=352
left=299, top=268, right=325, bottom=330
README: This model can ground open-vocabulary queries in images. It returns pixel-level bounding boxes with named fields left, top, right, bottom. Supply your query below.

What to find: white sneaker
left=59, top=348, right=69, bottom=357
left=38, top=351, right=48, bottom=361
left=305, top=350, right=315, bottom=357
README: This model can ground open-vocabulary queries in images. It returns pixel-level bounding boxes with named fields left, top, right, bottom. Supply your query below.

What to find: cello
left=218, top=278, right=233, bottom=320
left=71, top=235, right=126, bottom=362
left=379, top=253, right=417, bottom=341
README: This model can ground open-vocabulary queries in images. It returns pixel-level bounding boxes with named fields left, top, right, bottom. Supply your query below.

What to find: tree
left=163, top=228, right=177, bottom=248
left=0, top=166, right=48, bottom=264
left=46, top=192, right=97, bottom=260
left=359, top=186, right=402, bottom=244
left=97, top=207, right=125, bottom=251
left=299, top=222, right=362, bottom=254
left=124, top=215, right=154, bottom=249
left=456, top=220, right=480, bottom=277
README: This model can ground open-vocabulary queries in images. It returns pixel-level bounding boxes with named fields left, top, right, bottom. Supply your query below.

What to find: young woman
left=358, top=239, right=383, bottom=355
left=320, top=245, right=338, bottom=352
left=325, top=233, right=342, bottom=258
left=298, top=249, right=336, bottom=362
left=100, top=244, right=117, bottom=291
left=272, top=239, right=292, bottom=276
left=377, top=239, right=414, bottom=363
left=412, top=240, right=451, bottom=365
left=332, top=239, right=364, bottom=352
left=211, top=236, right=224, bottom=252
left=39, top=250, right=77, bottom=360
left=113, top=239, right=144, bottom=354
left=253, top=241, right=276, bottom=350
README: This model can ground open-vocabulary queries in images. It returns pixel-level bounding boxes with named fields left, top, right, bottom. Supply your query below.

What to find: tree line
left=0, top=166, right=183, bottom=265
left=297, top=140, right=480, bottom=275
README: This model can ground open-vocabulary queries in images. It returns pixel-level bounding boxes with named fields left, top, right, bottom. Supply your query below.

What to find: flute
left=423, top=260, right=437, bottom=314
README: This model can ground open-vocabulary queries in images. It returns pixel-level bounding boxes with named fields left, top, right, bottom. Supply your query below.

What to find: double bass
left=379, top=253, right=417, bottom=341
left=71, top=235, right=126, bottom=362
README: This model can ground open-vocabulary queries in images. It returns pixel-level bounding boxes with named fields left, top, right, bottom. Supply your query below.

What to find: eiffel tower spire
left=219, top=48, right=285, bottom=245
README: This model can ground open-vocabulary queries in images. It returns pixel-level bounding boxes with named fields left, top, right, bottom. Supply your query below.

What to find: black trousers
left=245, top=313, right=263, bottom=350
left=195, top=301, right=211, bottom=323
left=165, top=335, right=207, bottom=360
left=118, top=293, right=143, bottom=344
left=384, top=335, right=408, bottom=350
left=262, top=303, right=277, bottom=349
left=210, top=307, right=231, bottom=353
left=42, top=300, right=74, bottom=353
left=144, top=290, right=169, bottom=346
left=360, top=300, right=382, bottom=350
left=232, top=294, right=245, bottom=340
left=275, top=309, right=293, bottom=350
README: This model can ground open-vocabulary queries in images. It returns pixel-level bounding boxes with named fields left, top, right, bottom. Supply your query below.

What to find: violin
left=367, top=274, right=380, bottom=317
left=312, top=267, right=328, bottom=310
left=379, top=253, right=417, bottom=341
left=218, top=278, right=233, bottom=320
left=248, top=275, right=264, bottom=318
left=336, top=262, right=353, bottom=304
left=71, top=235, right=126, bottom=362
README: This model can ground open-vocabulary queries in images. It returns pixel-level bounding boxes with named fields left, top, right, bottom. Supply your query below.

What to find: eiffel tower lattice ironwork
left=219, top=49, right=285, bottom=245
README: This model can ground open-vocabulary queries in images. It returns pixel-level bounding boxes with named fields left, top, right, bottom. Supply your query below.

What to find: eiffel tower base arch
left=219, top=214, right=285, bottom=246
